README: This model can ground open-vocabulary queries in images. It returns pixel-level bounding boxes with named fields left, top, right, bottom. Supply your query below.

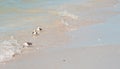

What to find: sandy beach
left=0, top=0, right=120, bottom=69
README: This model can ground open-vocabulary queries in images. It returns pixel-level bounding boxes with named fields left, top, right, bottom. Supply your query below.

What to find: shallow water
left=0, top=0, right=120, bottom=62
left=68, top=20, right=120, bottom=48
left=0, top=0, right=119, bottom=33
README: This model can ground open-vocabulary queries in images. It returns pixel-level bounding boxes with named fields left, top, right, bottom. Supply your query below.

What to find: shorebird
left=23, top=42, right=32, bottom=48
left=36, top=27, right=42, bottom=32
left=32, top=30, right=39, bottom=36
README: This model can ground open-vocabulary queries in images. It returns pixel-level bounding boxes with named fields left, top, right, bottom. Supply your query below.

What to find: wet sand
left=0, top=45, right=120, bottom=69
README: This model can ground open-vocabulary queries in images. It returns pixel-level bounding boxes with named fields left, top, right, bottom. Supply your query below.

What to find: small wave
left=58, top=10, right=79, bottom=20
left=0, top=37, right=23, bottom=63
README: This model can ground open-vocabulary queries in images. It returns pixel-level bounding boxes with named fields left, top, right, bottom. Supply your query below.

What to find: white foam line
left=58, top=10, right=79, bottom=20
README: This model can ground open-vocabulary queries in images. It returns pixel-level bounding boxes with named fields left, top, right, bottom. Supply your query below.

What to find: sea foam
left=0, top=37, right=23, bottom=62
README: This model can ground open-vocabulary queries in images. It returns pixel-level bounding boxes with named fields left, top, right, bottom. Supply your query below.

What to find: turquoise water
left=0, top=0, right=119, bottom=33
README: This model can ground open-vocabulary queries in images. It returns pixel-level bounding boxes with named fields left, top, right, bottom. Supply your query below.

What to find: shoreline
left=0, top=18, right=120, bottom=63
left=0, top=0, right=120, bottom=68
